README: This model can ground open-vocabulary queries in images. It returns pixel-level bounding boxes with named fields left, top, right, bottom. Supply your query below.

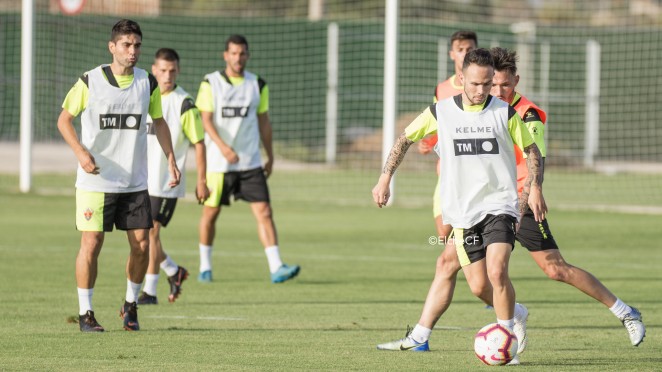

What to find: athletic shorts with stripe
left=454, top=214, right=517, bottom=267
left=149, top=196, right=178, bottom=227
left=204, top=167, right=270, bottom=208
left=516, top=208, right=558, bottom=251
left=76, top=189, right=153, bottom=232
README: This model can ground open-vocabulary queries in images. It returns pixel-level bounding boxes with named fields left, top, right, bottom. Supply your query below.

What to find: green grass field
left=0, top=171, right=659, bottom=371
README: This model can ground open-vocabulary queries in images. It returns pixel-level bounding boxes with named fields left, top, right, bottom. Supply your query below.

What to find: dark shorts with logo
left=76, top=189, right=153, bottom=232
left=453, top=214, right=517, bottom=267
left=149, top=196, right=178, bottom=227
left=515, top=209, right=559, bottom=251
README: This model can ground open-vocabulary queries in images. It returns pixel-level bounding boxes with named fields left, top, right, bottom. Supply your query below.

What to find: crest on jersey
left=83, top=208, right=94, bottom=221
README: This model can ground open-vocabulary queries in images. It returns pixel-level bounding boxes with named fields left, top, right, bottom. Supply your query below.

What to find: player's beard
left=464, top=88, right=486, bottom=105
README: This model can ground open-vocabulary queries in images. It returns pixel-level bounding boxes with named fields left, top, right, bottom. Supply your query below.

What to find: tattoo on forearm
left=383, top=133, right=414, bottom=176
left=524, top=144, right=543, bottom=188
left=519, top=181, right=530, bottom=215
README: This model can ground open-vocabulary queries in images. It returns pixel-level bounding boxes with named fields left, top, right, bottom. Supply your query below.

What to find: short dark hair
left=110, top=19, right=142, bottom=42
left=462, top=48, right=494, bottom=71
left=225, top=34, right=249, bottom=51
left=154, top=48, right=180, bottom=63
left=490, top=47, right=518, bottom=76
left=450, top=30, right=478, bottom=47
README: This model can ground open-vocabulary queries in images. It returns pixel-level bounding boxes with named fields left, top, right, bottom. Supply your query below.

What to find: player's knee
left=543, top=263, right=571, bottom=283
left=253, top=204, right=273, bottom=222
left=486, top=266, right=509, bottom=288
left=468, top=282, right=486, bottom=298
left=201, top=207, right=220, bottom=225
left=437, top=250, right=460, bottom=277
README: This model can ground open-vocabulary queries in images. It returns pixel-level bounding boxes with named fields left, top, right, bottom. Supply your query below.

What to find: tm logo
left=453, top=138, right=500, bottom=156
left=221, top=106, right=249, bottom=118
left=99, top=114, right=142, bottom=130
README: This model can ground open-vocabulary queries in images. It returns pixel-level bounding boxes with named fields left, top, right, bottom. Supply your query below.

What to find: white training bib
left=205, top=70, right=262, bottom=172
left=77, top=65, right=151, bottom=193
left=434, top=96, right=519, bottom=228
left=147, top=86, right=195, bottom=198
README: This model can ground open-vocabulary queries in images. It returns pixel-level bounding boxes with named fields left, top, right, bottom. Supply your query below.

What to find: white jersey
left=434, top=96, right=519, bottom=228
left=77, top=65, right=151, bottom=193
left=205, top=70, right=262, bottom=172
left=147, top=86, right=196, bottom=198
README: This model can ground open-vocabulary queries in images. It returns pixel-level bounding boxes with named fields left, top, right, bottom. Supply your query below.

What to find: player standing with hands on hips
left=57, top=19, right=180, bottom=332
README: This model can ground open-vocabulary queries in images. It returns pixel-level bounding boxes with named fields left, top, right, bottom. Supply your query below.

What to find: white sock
left=78, top=287, right=93, bottom=315
left=410, top=324, right=432, bottom=343
left=160, top=255, right=179, bottom=277
left=142, top=274, right=159, bottom=296
left=125, top=280, right=142, bottom=303
left=497, top=318, right=515, bottom=330
left=265, top=245, right=284, bottom=273
left=609, top=298, right=632, bottom=319
left=514, top=303, right=527, bottom=320
left=199, top=244, right=212, bottom=272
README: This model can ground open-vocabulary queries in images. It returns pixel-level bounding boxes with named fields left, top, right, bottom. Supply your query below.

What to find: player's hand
left=195, top=180, right=210, bottom=204
left=527, top=185, right=547, bottom=222
left=167, top=157, right=181, bottom=188
left=220, top=145, right=239, bottom=164
left=417, top=140, right=432, bottom=155
left=263, top=158, right=273, bottom=178
left=371, top=174, right=391, bottom=208
left=77, top=149, right=99, bottom=174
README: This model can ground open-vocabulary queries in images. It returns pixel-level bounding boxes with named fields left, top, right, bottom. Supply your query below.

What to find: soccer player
left=488, top=47, right=643, bottom=350
left=374, top=47, right=646, bottom=362
left=137, top=48, right=210, bottom=305
left=419, top=30, right=477, bottom=241
left=372, top=48, right=546, bottom=352
left=195, top=34, right=300, bottom=283
left=57, top=19, right=181, bottom=332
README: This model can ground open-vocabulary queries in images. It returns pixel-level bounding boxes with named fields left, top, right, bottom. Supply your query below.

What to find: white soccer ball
left=474, top=323, right=518, bottom=366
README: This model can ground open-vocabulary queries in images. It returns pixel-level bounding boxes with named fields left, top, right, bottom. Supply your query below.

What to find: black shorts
left=206, top=167, right=270, bottom=207
left=76, top=189, right=153, bottom=232
left=149, top=196, right=178, bottom=227
left=453, top=214, right=517, bottom=267
left=516, top=209, right=559, bottom=251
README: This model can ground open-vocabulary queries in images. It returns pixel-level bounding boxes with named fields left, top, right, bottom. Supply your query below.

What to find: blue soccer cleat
left=198, top=270, right=212, bottom=283
left=270, top=264, right=300, bottom=283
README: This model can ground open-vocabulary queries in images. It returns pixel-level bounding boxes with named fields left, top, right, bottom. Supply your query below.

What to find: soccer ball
left=474, top=323, right=518, bottom=366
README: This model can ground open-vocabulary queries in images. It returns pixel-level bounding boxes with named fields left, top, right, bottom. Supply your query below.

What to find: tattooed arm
left=520, top=142, right=547, bottom=221
left=371, top=132, right=415, bottom=208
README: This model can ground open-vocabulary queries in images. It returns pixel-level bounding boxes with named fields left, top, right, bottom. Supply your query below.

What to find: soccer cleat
left=513, top=303, right=528, bottom=355
left=507, top=354, right=520, bottom=365
left=167, top=266, right=189, bottom=303
left=198, top=270, right=212, bottom=283
left=270, top=264, right=300, bottom=283
left=137, top=291, right=158, bottom=305
left=621, top=307, right=645, bottom=346
left=79, top=310, right=104, bottom=332
left=120, top=301, right=140, bottom=331
left=376, top=326, right=429, bottom=352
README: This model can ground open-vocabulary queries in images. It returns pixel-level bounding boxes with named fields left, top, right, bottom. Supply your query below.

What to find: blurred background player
left=138, top=48, right=210, bottom=305
left=196, top=34, right=300, bottom=283
left=373, top=49, right=546, bottom=353
left=57, top=19, right=180, bottom=332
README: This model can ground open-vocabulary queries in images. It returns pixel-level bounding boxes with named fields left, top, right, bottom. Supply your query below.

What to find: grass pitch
left=0, top=171, right=659, bottom=371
